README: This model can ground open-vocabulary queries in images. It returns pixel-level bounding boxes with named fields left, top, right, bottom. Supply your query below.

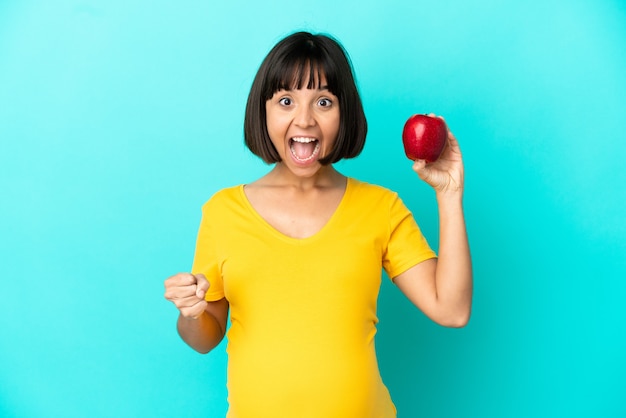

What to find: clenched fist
left=164, top=273, right=210, bottom=319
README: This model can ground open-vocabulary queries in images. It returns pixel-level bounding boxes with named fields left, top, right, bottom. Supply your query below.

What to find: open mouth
left=290, top=137, right=320, bottom=163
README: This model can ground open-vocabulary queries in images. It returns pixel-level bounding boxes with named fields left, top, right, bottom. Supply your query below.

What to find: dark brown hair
left=244, top=31, right=367, bottom=164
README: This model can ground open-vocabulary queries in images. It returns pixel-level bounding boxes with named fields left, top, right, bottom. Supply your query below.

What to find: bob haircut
left=244, top=31, right=367, bottom=165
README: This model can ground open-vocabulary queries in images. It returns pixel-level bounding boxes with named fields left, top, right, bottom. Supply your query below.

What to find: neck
left=263, top=163, right=345, bottom=191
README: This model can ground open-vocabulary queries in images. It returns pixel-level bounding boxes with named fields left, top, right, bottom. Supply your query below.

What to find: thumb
left=194, top=273, right=210, bottom=299
left=412, top=159, right=432, bottom=183
left=412, top=159, right=426, bottom=173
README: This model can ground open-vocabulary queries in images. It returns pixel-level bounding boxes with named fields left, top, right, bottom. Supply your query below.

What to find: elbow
left=438, top=295, right=472, bottom=328
left=189, top=341, right=220, bottom=355
left=438, top=308, right=471, bottom=328
left=445, top=315, right=470, bottom=328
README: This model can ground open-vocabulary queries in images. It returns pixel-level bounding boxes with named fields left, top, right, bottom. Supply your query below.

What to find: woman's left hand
left=412, top=116, right=464, bottom=196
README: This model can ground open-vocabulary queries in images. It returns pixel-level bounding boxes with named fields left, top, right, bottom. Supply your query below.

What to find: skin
left=394, top=120, right=472, bottom=328
left=164, top=87, right=472, bottom=353
left=245, top=80, right=346, bottom=239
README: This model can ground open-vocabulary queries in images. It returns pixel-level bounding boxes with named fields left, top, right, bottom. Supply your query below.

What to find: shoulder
left=348, top=177, right=399, bottom=203
left=201, top=184, right=245, bottom=213
left=347, top=178, right=414, bottom=223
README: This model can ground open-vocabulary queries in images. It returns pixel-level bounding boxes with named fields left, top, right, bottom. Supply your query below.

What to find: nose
left=294, top=104, right=316, bottom=127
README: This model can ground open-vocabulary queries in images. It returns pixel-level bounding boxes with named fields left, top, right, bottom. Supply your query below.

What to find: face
left=265, top=75, right=340, bottom=176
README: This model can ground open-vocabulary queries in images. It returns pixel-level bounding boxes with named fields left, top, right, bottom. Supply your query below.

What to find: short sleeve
left=382, top=194, right=437, bottom=280
left=191, top=204, right=224, bottom=302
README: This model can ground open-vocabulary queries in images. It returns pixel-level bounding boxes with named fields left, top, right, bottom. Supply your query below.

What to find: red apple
left=402, top=114, right=448, bottom=162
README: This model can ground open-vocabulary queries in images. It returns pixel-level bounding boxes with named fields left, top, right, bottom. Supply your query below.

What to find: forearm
left=177, top=311, right=225, bottom=354
left=434, top=191, right=473, bottom=326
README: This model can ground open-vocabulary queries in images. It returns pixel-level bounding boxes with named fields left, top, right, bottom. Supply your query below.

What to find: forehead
left=285, top=59, right=324, bottom=86
left=264, top=58, right=335, bottom=98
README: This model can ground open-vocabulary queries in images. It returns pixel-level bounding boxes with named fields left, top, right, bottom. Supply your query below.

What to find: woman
left=164, top=31, right=472, bottom=417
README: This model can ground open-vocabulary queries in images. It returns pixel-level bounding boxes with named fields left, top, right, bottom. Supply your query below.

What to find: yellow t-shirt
left=192, top=177, right=436, bottom=418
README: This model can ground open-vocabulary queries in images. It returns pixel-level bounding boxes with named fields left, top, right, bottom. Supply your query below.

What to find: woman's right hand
left=164, top=273, right=210, bottom=319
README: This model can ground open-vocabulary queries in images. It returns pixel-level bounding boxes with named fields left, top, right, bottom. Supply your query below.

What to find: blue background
left=2, top=1, right=625, bottom=417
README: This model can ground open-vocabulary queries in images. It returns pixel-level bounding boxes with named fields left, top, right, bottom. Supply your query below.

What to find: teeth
left=290, top=139, right=320, bottom=162
left=291, top=137, right=317, bottom=143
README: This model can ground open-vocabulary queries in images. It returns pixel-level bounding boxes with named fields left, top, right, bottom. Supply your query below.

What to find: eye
left=278, top=97, right=292, bottom=106
left=318, top=98, right=333, bottom=107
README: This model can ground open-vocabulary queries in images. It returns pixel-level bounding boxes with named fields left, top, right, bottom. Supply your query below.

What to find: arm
left=165, top=273, right=229, bottom=353
left=393, top=126, right=473, bottom=327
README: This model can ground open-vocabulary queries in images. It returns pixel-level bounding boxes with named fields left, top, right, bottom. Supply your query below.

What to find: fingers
left=164, top=273, right=194, bottom=299
left=428, top=113, right=446, bottom=123
left=173, top=294, right=207, bottom=316
left=192, top=275, right=207, bottom=300
left=164, top=272, right=196, bottom=289
left=412, top=159, right=426, bottom=171
left=164, top=273, right=211, bottom=317
left=170, top=294, right=202, bottom=309
left=180, top=299, right=208, bottom=319
left=412, top=159, right=433, bottom=183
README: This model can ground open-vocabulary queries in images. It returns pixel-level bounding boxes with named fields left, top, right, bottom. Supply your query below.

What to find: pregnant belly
left=226, top=341, right=395, bottom=418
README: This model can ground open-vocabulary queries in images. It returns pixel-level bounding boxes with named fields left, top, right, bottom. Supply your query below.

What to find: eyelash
left=278, top=97, right=333, bottom=107
left=318, top=98, right=332, bottom=107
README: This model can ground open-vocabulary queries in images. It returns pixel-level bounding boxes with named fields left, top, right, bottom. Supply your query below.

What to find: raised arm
left=393, top=125, right=473, bottom=327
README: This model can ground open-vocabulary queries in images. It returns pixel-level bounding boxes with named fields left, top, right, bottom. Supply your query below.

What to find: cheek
left=265, top=117, right=287, bottom=153
left=328, top=114, right=341, bottom=139
left=266, top=119, right=285, bottom=143
left=264, top=112, right=278, bottom=137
